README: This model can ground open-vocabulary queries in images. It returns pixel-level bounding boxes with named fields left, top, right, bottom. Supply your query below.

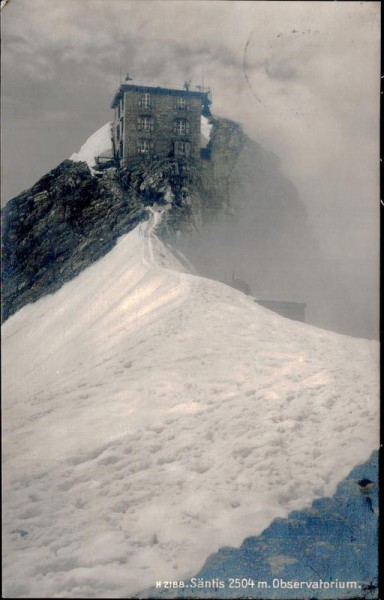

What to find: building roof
left=111, top=83, right=211, bottom=108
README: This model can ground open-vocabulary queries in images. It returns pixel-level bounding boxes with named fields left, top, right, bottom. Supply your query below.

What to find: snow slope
left=2, top=210, right=379, bottom=598
left=70, top=122, right=112, bottom=169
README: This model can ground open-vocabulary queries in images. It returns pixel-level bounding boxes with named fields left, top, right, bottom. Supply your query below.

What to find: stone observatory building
left=111, top=79, right=211, bottom=167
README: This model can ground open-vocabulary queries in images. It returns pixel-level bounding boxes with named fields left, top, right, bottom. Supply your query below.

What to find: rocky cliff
left=1, top=161, right=147, bottom=321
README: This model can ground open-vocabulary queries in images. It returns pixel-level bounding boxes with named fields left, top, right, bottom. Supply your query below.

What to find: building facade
left=111, top=83, right=211, bottom=167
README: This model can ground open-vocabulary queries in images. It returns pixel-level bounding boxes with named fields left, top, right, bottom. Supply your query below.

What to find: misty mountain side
left=2, top=116, right=357, bottom=338
left=141, top=450, right=378, bottom=599
left=159, top=119, right=368, bottom=338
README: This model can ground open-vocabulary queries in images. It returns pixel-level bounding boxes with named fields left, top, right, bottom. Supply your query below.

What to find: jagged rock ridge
left=1, top=161, right=148, bottom=321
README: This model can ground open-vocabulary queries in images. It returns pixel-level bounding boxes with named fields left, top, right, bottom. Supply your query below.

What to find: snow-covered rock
left=70, top=122, right=113, bottom=169
left=2, top=213, right=379, bottom=598
left=200, top=115, right=213, bottom=148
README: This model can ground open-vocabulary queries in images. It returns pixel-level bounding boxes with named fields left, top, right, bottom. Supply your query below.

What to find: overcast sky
left=1, top=0, right=380, bottom=334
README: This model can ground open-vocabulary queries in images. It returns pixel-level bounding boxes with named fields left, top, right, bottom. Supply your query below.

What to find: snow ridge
left=2, top=219, right=379, bottom=598
left=70, top=122, right=113, bottom=169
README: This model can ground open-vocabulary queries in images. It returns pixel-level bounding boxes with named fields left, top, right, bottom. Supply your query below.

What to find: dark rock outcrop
left=119, top=157, right=204, bottom=236
left=139, top=451, right=379, bottom=599
left=2, top=160, right=147, bottom=321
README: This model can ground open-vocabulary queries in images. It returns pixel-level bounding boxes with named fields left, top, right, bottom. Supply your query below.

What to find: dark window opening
left=174, top=141, right=191, bottom=157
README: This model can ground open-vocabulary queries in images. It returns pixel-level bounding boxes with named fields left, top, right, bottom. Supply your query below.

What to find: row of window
left=136, top=116, right=191, bottom=134
left=137, top=93, right=189, bottom=110
left=116, top=93, right=190, bottom=115
left=137, top=139, right=191, bottom=157
left=116, top=117, right=191, bottom=139
left=116, top=117, right=192, bottom=139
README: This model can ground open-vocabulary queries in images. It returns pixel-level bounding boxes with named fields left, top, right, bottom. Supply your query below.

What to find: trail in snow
left=2, top=220, right=379, bottom=598
left=144, top=207, right=163, bottom=266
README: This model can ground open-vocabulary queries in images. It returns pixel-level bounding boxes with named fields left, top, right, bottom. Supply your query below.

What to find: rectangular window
left=174, top=141, right=191, bottom=157
left=137, top=116, right=154, bottom=132
left=176, top=119, right=186, bottom=135
left=176, top=96, right=186, bottom=109
left=137, top=139, right=150, bottom=154
left=175, top=119, right=189, bottom=135
left=139, top=93, right=151, bottom=108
